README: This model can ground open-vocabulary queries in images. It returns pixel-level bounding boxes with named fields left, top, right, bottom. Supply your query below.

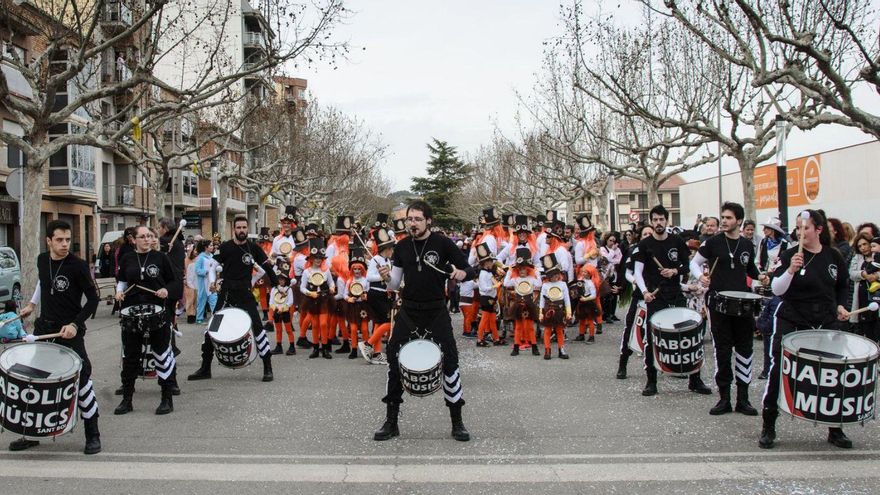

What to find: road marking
left=1, top=449, right=879, bottom=462
left=0, top=459, right=878, bottom=483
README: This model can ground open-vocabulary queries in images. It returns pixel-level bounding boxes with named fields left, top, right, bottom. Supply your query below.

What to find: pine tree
left=411, top=139, right=471, bottom=229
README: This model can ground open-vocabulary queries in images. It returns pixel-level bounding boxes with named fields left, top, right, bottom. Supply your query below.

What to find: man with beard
left=188, top=215, right=279, bottom=382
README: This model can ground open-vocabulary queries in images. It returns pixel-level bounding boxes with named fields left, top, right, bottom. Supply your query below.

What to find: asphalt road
left=1, top=304, right=878, bottom=494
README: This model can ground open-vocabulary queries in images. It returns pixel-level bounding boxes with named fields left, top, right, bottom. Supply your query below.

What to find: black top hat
left=258, top=227, right=271, bottom=241
left=545, top=210, right=558, bottom=223
left=374, top=213, right=389, bottom=228
left=393, top=218, right=407, bottom=234
left=307, top=238, right=326, bottom=258
left=547, top=220, right=566, bottom=239
left=535, top=214, right=547, bottom=225
left=576, top=214, right=594, bottom=233
left=475, top=242, right=495, bottom=263
left=541, top=253, right=560, bottom=276
left=304, top=224, right=319, bottom=237
left=292, top=228, right=308, bottom=248
left=281, top=205, right=297, bottom=223
left=348, top=247, right=368, bottom=268
left=502, top=213, right=515, bottom=228
left=373, top=227, right=395, bottom=250
left=482, top=206, right=500, bottom=226
left=513, top=214, right=531, bottom=233
left=514, top=246, right=533, bottom=266
left=335, top=215, right=354, bottom=232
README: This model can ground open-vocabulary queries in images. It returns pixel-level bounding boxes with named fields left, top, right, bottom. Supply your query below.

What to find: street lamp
left=210, top=161, right=219, bottom=237
left=775, top=115, right=788, bottom=232
left=607, top=172, right=616, bottom=231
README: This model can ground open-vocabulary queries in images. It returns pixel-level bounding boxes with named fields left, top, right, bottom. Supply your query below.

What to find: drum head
left=719, top=290, right=762, bottom=300
left=209, top=308, right=252, bottom=343
left=349, top=283, right=364, bottom=297
left=783, top=329, right=880, bottom=362
left=308, top=272, right=326, bottom=286
left=547, top=286, right=563, bottom=301
left=515, top=281, right=532, bottom=296
left=120, top=304, right=163, bottom=317
left=273, top=292, right=286, bottom=304
left=650, top=307, right=702, bottom=332
left=279, top=242, right=292, bottom=255
left=399, top=339, right=442, bottom=372
left=0, top=342, right=81, bottom=383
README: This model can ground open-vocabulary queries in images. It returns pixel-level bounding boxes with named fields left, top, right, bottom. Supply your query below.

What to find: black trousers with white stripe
left=383, top=305, right=464, bottom=408
left=120, top=322, right=175, bottom=392
left=708, top=307, right=754, bottom=390
left=199, top=286, right=272, bottom=362
left=34, top=319, right=98, bottom=419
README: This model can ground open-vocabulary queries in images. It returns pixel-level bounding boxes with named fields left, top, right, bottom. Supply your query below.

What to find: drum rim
left=515, top=281, right=533, bottom=296
left=782, top=329, right=880, bottom=362
left=717, top=290, right=763, bottom=299
left=120, top=303, right=164, bottom=316
left=349, top=282, right=365, bottom=297
left=398, top=339, right=443, bottom=372
left=649, top=307, right=702, bottom=332
left=0, top=342, right=82, bottom=383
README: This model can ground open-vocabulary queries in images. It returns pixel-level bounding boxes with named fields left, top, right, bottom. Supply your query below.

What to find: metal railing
left=102, top=2, right=132, bottom=26
left=243, top=31, right=264, bottom=47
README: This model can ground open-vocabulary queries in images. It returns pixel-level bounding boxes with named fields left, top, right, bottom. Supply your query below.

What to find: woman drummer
left=300, top=238, right=336, bottom=359
left=502, top=247, right=542, bottom=356
left=114, top=225, right=178, bottom=416
left=760, top=209, right=852, bottom=449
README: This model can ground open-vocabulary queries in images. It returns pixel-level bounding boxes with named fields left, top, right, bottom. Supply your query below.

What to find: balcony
left=243, top=31, right=264, bottom=47
left=198, top=196, right=246, bottom=213
left=102, top=184, right=155, bottom=213
left=100, top=2, right=132, bottom=33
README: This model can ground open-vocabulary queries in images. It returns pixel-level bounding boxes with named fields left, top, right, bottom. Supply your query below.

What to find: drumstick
left=797, top=211, right=810, bottom=256
left=3, top=332, right=64, bottom=343
left=351, top=231, right=375, bottom=260
left=122, top=284, right=138, bottom=295
left=849, top=302, right=880, bottom=316
left=652, top=256, right=665, bottom=269
left=135, top=285, right=159, bottom=295
left=167, top=219, right=187, bottom=252
left=0, top=315, right=24, bottom=328
left=423, top=259, right=452, bottom=277
left=707, top=258, right=720, bottom=278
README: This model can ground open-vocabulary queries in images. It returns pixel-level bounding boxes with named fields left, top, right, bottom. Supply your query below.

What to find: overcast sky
left=303, top=1, right=879, bottom=192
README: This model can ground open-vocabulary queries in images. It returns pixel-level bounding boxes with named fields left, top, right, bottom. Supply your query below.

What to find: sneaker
left=558, top=348, right=569, bottom=360
left=758, top=371, right=769, bottom=380
left=574, top=334, right=585, bottom=342
left=358, top=342, right=374, bottom=363
left=586, top=336, right=595, bottom=344
left=370, top=353, right=388, bottom=365
left=476, top=340, right=490, bottom=347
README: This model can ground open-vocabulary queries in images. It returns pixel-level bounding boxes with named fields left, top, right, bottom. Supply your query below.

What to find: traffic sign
left=629, top=211, right=640, bottom=222
left=6, top=168, right=22, bottom=200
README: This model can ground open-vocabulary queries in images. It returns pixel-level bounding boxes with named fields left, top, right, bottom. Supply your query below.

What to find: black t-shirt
left=37, top=253, right=99, bottom=332
left=773, top=245, right=848, bottom=327
left=625, top=244, right=641, bottom=301
left=392, top=233, right=473, bottom=302
left=160, top=234, right=185, bottom=299
left=214, top=239, right=276, bottom=289
left=698, top=233, right=760, bottom=292
left=115, top=242, right=133, bottom=280
left=118, top=250, right=177, bottom=308
left=635, top=234, right=689, bottom=301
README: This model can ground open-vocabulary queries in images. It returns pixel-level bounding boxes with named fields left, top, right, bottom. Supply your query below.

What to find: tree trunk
left=645, top=178, right=660, bottom=208
left=20, top=164, right=45, bottom=310
left=155, top=189, right=167, bottom=222
left=257, top=200, right=266, bottom=232
left=738, top=160, right=757, bottom=222
left=217, top=177, right=229, bottom=239
left=592, top=192, right=608, bottom=231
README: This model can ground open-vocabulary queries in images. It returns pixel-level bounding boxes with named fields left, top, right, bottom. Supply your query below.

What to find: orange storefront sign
left=753, top=155, right=821, bottom=209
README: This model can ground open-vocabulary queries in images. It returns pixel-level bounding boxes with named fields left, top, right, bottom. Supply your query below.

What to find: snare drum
left=628, top=301, right=647, bottom=355
left=206, top=308, right=257, bottom=369
left=0, top=343, right=81, bottom=438
left=779, top=329, right=879, bottom=425
left=120, top=304, right=165, bottom=336
left=398, top=339, right=443, bottom=397
left=649, top=307, right=704, bottom=376
left=714, top=291, right=763, bottom=317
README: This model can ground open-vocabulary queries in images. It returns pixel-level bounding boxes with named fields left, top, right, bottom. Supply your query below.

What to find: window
left=2, top=120, right=26, bottom=169
left=671, top=193, right=680, bottom=208
left=616, top=193, right=629, bottom=205
left=672, top=212, right=681, bottom=226
left=48, top=124, right=96, bottom=188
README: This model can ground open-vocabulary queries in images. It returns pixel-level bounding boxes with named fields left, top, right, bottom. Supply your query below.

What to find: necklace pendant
left=799, top=268, right=806, bottom=276
left=417, top=264, right=422, bottom=272
left=730, top=260, right=735, bottom=270
left=50, top=288, right=54, bottom=296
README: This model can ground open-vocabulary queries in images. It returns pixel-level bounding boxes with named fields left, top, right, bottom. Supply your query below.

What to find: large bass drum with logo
left=779, top=330, right=879, bottom=426
left=0, top=342, right=81, bottom=439
left=206, top=308, right=257, bottom=369
left=398, top=339, right=443, bottom=397
left=649, top=307, right=704, bottom=376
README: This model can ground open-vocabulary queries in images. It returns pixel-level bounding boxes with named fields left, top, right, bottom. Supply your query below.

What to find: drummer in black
left=158, top=217, right=185, bottom=392
left=759, top=209, right=852, bottom=449
left=373, top=200, right=477, bottom=442
left=616, top=224, right=653, bottom=379
left=14, top=220, right=101, bottom=454
left=188, top=215, right=279, bottom=382
left=690, top=202, right=767, bottom=416
left=114, top=225, right=179, bottom=416
left=633, top=205, right=712, bottom=397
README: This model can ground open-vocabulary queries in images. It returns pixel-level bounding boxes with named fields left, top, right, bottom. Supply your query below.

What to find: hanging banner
left=754, top=155, right=821, bottom=210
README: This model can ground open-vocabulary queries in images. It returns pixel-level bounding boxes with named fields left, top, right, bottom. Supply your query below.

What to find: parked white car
left=0, top=247, right=22, bottom=303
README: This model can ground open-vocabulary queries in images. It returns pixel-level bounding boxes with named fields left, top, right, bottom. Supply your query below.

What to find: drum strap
left=397, top=308, right=446, bottom=340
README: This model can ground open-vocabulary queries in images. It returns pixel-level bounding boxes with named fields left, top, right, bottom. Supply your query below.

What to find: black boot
left=114, top=390, right=134, bottom=415
left=322, top=344, right=333, bottom=359
left=155, top=389, right=174, bottom=415
left=309, top=343, right=321, bottom=358
left=758, top=410, right=777, bottom=449
left=296, top=336, right=312, bottom=348
left=596, top=323, right=603, bottom=334
left=272, top=343, right=283, bottom=354
left=510, top=345, right=519, bottom=356
left=574, top=334, right=585, bottom=341
left=83, top=416, right=101, bottom=455
left=688, top=374, right=712, bottom=395
left=373, top=403, right=400, bottom=441
left=335, top=341, right=351, bottom=354
left=616, top=355, right=628, bottom=379
left=349, top=348, right=358, bottom=359
left=449, top=404, right=471, bottom=442
left=827, top=427, right=852, bottom=448
left=8, top=438, right=40, bottom=451
left=709, top=387, right=733, bottom=415
left=735, top=384, right=758, bottom=416
left=642, top=380, right=658, bottom=396
left=531, top=344, right=540, bottom=356
left=262, top=356, right=274, bottom=382
left=286, top=344, right=296, bottom=355
left=187, top=363, right=212, bottom=381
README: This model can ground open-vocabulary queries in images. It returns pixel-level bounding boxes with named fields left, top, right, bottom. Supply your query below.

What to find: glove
left=24, top=334, right=36, bottom=343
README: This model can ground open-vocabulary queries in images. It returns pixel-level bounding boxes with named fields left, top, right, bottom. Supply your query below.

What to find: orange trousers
left=578, top=318, right=596, bottom=337
left=543, top=325, right=565, bottom=350
left=270, top=310, right=295, bottom=344
left=513, top=319, right=536, bottom=345
left=461, top=304, right=477, bottom=334
left=298, top=311, right=310, bottom=339
left=477, top=311, right=498, bottom=342
left=309, top=312, right=332, bottom=345
left=349, top=320, right=370, bottom=347
left=366, top=322, right=391, bottom=352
